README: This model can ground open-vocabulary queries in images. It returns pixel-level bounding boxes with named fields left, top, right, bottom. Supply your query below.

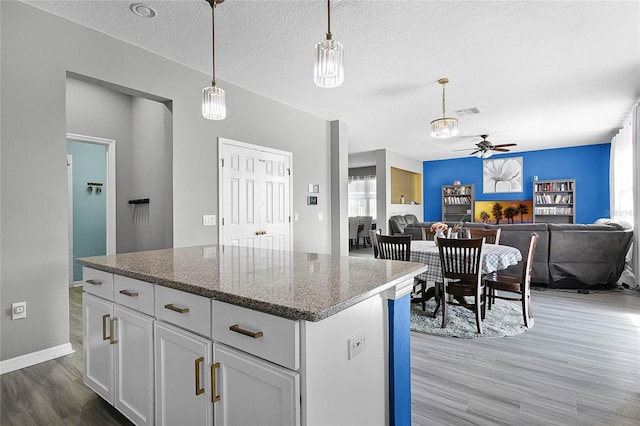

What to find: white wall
left=1, top=2, right=332, bottom=362
left=375, top=149, right=424, bottom=234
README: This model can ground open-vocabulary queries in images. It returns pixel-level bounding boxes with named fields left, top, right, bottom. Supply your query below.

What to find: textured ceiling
left=23, top=0, right=640, bottom=165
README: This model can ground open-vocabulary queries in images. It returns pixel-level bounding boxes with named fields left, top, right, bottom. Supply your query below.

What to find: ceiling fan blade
left=492, top=143, right=517, bottom=148
left=492, top=148, right=511, bottom=152
left=469, top=149, right=482, bottom=156
left=452, top=148, right=475, bottom=152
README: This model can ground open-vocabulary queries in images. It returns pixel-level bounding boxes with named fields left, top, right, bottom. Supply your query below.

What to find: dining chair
left=357, top=216, right=373, bottom=248
left=376, top=234, right=427, bottom=310
left=369, top=229, right=382, bottom=258
left=467, top=228, right=501, bottom=244
left=483, top=232, right=539, bottom=328
left=376, top=234, right=411, bottom=261
left=435, top=237, right=486, bottom=334
left=348, top=217, right=359, bottom=249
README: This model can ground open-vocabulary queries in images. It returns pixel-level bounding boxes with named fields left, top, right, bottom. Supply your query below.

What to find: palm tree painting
left=474, top=200, right=533, bottom=224
left=483, top=157, right=523, bottom=193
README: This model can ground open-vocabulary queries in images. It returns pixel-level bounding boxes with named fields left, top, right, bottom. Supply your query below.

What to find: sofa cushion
left=404, top=214, right=419, bottom=226
left=388, top=215, right=407, bottom=235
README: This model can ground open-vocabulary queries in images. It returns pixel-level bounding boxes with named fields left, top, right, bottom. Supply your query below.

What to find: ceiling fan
left=454, top=135, right=517, bottom=158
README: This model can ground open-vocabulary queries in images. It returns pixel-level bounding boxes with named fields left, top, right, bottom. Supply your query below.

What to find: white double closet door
left=219, top=138, right=292, bottom=250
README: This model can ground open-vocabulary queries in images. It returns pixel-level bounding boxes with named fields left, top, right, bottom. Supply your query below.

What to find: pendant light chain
left=441, top=83, right=446, bottom=118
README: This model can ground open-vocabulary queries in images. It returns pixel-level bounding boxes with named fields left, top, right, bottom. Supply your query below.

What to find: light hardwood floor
left=1, top=286, right=639, bottom=425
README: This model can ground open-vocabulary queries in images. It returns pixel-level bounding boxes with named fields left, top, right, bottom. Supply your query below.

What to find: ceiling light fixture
left=202, top=0, right=226, bottom=120
left=314, top=0, right=344, bottom=88
left=430, top=78, right=459, bottom=138
left=130, top=3, right=157, bottom=18
left=475, top=150, right=493, bottom=159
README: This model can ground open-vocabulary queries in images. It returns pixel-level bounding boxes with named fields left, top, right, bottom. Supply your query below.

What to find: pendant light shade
left=314, top=0, right=344, bottom=88
left=430, top=78, right=458, bottom=138
left=202, top=0, right=226, bottom=120
left=202, top=85, right=226, bottom=120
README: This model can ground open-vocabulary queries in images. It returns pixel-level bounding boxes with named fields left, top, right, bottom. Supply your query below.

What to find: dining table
left=410, top=239, right=523, bottom=284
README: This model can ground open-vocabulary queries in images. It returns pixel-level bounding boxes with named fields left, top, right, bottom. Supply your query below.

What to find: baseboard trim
left=71, top=280, right=83, bottom=288
left=0, top=343, right=75, bottom=375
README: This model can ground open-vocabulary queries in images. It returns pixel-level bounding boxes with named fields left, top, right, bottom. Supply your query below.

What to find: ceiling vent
left=455, top=107, right=482, bottom=116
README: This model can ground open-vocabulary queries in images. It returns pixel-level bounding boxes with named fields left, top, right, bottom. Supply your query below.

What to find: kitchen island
left=78, top=245, right=427, bottom=426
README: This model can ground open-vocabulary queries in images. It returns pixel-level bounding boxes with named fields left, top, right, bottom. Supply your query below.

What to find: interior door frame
left=218, top=138, right=293, bottom=249
left=67, top=133, right=117, bottom=282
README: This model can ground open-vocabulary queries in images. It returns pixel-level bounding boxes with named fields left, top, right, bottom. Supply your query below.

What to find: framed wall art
left=483, top=156, right=523, bottom=193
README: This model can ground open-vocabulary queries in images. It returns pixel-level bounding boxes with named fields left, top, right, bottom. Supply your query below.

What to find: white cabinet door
left=114, top=305, right=154, bottom=426
left=213, top=343, right=300, bottom=426
left=155, top=322, right=213, bottom=426
left=83, top=293, right=115, bottom=403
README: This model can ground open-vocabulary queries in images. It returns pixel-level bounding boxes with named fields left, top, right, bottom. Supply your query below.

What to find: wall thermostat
left=307, top=196, right=318, bottom=205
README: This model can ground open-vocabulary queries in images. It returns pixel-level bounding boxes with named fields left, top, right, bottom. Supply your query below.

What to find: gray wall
left=1, top=2, right=333, bottom=361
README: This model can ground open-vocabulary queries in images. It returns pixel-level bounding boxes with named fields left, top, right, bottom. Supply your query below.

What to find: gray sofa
left=389, top=215, right=633, bottom=288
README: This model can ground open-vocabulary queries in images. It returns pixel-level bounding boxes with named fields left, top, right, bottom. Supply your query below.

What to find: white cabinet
left=83, top=285, right=154, bottom=426
left=154, top=321, right=213, bottom=426
left=83, top=293, right=115, bottom=403
left=213, top=343, right=300, bottom=426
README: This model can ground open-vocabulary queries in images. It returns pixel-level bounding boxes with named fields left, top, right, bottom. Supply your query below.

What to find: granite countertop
left=78, top=245, right=427, bottom=322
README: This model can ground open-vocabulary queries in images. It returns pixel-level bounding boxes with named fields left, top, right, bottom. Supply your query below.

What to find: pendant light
left=202, top=0, right=226, bottom=120
left=314, top=0, right=344, bottom=88
left=430, top=78, right=458, bottom=138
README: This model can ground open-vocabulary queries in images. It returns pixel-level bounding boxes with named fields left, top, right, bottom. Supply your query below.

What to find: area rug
left=410, top=299, right=532, bottom=339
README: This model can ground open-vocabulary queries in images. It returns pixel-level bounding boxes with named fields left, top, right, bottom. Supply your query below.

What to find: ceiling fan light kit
left=202, top=0, right=226, bottom=120
left=314, top=0, right=344, bottom=88
left=430, top=78, right=459, bottom=138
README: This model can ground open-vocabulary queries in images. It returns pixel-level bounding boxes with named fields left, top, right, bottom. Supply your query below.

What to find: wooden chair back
left=348, top=217, right=359, bottom=240
left=521, top=232, right=539, bottom=285
left=437, top=237, right=484, bottom=283
left=369, top=229, right=382, bottom=258
left=376, top=234, right=412, bottom=261
left=467, top=228, right=501, bottom=244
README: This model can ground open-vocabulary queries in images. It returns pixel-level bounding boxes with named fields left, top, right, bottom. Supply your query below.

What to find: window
left=348, top=175, right=376, bottom=220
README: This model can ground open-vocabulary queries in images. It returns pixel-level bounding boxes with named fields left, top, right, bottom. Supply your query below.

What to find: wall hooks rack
left=87, top=182, right=103, bottom=193
left=128, top=198, right=150, bottom=205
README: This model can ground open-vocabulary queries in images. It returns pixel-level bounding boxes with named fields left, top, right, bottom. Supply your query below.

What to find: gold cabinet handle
left=86, top=279, right=102, bottom=286
left=109, top=317, right=118, bottom=345
left=102, top=314, right=110, bottom=341
left=211, top=362, right=221, bottom=403
left=195, top=357, right=205, bottom=396
left=229, top=324, right=264, bottom=339
left=164, top=303, right=189, bottom=314
left=119, top=289, right=139, bottom=297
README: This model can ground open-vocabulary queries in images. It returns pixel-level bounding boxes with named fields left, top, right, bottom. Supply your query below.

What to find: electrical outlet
left=348, top=329, right=366, bottom=360
left=202, top=215, right=216, bottom=226
left=294, top=213, right=299, bottom=221
left=317, top=212, right=323, bottom=221
left=12, top=301, right=26, bottom=320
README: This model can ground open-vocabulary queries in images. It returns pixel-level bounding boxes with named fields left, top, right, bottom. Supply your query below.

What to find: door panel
left=221, top=141, right=291, bottom=250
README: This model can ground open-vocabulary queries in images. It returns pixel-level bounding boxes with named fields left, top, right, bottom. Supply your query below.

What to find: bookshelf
left=533, top=179, right=575, bottom=224
left=442, top=184, right=474, bottom=223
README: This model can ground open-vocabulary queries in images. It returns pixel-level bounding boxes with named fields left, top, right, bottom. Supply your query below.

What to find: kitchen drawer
left=114, top=275, right=154, bottom=316
left=83, top=267, right=114, bottom=300
left=212, top=301, right=299, bottom=371
left=155, top=285, right=211, bottom=338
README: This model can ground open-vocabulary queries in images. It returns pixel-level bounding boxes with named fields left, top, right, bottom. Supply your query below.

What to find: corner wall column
left=330, top=120, right=349, bottom=256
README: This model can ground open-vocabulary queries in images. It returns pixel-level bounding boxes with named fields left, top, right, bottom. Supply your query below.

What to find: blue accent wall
left=68, top=141, right=107, bottom=281
left=423, top=144, right=610, bottom=224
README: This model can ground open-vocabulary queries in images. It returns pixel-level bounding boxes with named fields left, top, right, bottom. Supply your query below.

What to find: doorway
left=67, top=133, right=116, bottom=286
left=218, top=138, right=293, bottom=250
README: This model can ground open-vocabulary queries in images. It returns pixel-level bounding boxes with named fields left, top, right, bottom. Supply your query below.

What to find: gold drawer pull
left=164, top=303, right=189, bottom=314
left=109, top=317, right=118, bottom=345
left=102, top=314, right=110, bottom=341
left=229, top=324, right=263, bottom=339
left=86, top=279, right=102, bottom=286
left=195, top=357, right=205, bottom=396
left=211, top=362, right=221, bottom=403
left=119, top=289, right=139, bottom=297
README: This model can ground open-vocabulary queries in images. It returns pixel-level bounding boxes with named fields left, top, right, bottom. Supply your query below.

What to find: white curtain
left=632, top=103, right=640, bottom=282
left=610, top=111, right=634, bottom=225
left=348, top=175, right=377, bottom=220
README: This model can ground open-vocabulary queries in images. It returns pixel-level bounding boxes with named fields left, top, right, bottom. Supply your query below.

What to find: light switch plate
left=203, top=215, right=216, bottom=226
left=12, top=302, right=26, bottom=320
